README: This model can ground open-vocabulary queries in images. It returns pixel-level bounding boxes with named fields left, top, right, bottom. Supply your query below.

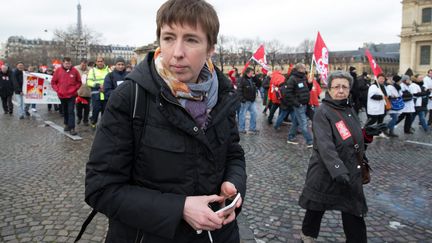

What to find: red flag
left=52, top=59, right=62, bottom=70
left=365, top=49, right=383, bottom=76
left=241, top=44, right=270, bottom=75
left=313, top=32, right=329, bottom=85
left=287, top=63, right=293, bottom=76
left=251, top=44, right=270, bottom=72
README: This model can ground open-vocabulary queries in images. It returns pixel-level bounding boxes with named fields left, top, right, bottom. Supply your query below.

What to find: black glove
left=364, top=123, right=388, bottom=136
left=334, top=174, right=350, bottom=185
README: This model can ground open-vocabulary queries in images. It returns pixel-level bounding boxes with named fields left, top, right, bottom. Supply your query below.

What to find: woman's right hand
left=334, top=173, right=350, bottom=185
left=183, top=195, right=225, bottom=232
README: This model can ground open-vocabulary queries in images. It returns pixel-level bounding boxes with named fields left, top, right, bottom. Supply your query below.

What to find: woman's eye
left=187, top=38, right=199, bottom=43
left=162, top=36, right=174, bottom=41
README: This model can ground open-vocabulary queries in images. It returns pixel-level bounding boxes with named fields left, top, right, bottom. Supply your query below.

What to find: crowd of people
left=0, top=56, right=131, bottom=135
left=229, top=64, right=432, bottom=142
left=1, top=0, right=431, bottom=241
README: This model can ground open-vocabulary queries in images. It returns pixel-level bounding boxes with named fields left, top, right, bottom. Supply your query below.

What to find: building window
left=420, top=45, right=431, bottom=65
left=423, top=7, right=432, bottom=23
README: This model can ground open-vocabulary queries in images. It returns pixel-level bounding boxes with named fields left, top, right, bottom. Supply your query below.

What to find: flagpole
left=309, top=54, right=315, bottom=81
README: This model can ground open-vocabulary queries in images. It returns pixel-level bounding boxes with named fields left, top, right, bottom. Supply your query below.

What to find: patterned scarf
left=154, top=48, right=218, bottom=129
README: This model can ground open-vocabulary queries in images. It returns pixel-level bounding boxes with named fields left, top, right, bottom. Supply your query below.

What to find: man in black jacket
left=285, top=63, right=313, bottom=146
left=103, top=56, right=129, bottom=100
left=84, top=1, right=246, bottom=242
left=237, top=67, right=258, bottom=134
left=12, top=61, right=30, bottom=119
left=0, top=64, right=14, bottom=115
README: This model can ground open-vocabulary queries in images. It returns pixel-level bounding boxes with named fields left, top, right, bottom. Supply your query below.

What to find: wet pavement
left=1, top=100, right=431, bottom=242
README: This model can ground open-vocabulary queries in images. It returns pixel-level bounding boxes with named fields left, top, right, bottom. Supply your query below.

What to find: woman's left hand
left=219, top=181, right=242, bottom=225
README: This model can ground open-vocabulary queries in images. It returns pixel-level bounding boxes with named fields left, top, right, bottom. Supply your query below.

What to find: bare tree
left=265, top=39, right=284, bottom=69
left=296, top=39, right=315, bottom=64
left=237, top=38, right=255, bottom=65
left=52, top=25, right=102, bottom=63
left=216, top=35, right=233, bottom=72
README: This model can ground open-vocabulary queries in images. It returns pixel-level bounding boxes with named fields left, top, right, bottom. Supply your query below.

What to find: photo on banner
left=23, top=72, right=61, bottom=104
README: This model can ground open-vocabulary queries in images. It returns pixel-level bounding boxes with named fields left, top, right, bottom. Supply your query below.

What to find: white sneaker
left=300, top=231, right=316, bottom=243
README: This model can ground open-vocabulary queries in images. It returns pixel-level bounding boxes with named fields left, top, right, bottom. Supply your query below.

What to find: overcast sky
left=0, top=0, right=402, bottom=51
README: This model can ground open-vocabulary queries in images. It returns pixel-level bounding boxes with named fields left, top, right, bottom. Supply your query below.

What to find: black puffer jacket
left=299, top=92, right=367, bottom=217
left=13, top=69, right=23, bottom=94
left=285, top=70, right=311, bottom=107
left=103, top=69, right=129, bottom=99
left=237, top=76, right=256, bottom=102
left=0, top=68, right=14, bottom=97
left=85, top=52, right=247, bottom=243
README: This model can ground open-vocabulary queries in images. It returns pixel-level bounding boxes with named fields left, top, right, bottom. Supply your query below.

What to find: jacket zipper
left=160, top=91, right=201, bottom=193
left=134, top=229, right=140, bottom=243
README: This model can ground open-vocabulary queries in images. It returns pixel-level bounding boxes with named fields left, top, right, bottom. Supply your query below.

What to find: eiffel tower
left=74, top=1, right=87, bottom=61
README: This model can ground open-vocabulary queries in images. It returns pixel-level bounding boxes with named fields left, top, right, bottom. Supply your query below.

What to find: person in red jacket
left=267, top=68, right=286, bottom=124
left=51, top=57, right=82, bottom=135
left=307, top=75, right=322, bottom=120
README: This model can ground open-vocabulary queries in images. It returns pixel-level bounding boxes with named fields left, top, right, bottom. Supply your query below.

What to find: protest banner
left=23, top=72, right=60, bottom=104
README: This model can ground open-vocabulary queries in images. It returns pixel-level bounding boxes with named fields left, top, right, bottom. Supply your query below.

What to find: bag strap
left=331, top=108, right=364, bottom=166
left=74, top=81, right=149, bottom=242
left=131, top=81, right=149, bottom=157
left=74, top=209, right=97, bottom=242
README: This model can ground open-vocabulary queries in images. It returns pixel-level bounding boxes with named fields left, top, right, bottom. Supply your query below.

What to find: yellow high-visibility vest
left=87, top=66, right=110, bottom=100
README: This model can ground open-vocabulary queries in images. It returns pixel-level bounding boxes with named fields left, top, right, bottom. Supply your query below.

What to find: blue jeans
left=274, top=108, right=293, bottom=129
left=239, top=101, right=257, bottom=131
left=289, top=105, right=313, bottom=144
left=416, top=111, right=429, bottom=132
left=15, top=94, right=30, bottom=116
left=387, top=113, right=399, bottom=132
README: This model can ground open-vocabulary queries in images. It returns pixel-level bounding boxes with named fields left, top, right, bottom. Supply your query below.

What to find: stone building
left=400, top=0, right=432, bottom=74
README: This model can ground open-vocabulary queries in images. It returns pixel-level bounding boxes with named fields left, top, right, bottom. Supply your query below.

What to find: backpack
left=74, top=80, right=149, bottom=242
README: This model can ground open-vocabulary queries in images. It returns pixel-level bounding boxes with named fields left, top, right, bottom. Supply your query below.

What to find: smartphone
left=215, top=193, right=241, bottom=214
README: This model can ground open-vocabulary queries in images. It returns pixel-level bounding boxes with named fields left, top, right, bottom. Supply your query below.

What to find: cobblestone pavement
left=1, top=101, right=432, bottom=242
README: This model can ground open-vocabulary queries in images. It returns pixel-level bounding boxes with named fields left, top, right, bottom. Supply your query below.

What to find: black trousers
left=76, top=97, right=90, bottom=123
left=396, top=112, right=414, bottom=133
left=60, top=97, right=76, bottom=129
left=302, top=209, right=367, bottom=243
left=91, top=99, right=107, bottom=124
left=365, top=114, right=385, bottom=126
left=267, top=102, right=280, bottom=123
left=1, top=95, right=13, bottom=113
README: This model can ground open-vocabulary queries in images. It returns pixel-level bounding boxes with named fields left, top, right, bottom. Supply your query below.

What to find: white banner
left=23, top=72, right=60, bottom=104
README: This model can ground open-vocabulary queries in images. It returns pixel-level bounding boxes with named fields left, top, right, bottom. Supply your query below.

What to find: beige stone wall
left=400, top=0, right=432, bottom=74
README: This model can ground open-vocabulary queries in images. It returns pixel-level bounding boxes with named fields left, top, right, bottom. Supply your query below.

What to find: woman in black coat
left=0, top=64, right=15, bottom=115
left=84, top=1, right=246, bottom=242
left=299, top=70, right=367, bottom=242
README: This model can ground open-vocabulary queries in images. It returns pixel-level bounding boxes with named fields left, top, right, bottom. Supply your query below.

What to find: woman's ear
left=207, top=46, right=215, bottom=59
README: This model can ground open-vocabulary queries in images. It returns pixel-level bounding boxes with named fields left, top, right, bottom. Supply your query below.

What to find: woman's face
left=329, top=78, right=350, bottom=100
left=159, top=23, right=214, bottom=83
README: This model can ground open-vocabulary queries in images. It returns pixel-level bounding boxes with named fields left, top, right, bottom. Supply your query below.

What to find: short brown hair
left=156, top=0, right=219, bottom=49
